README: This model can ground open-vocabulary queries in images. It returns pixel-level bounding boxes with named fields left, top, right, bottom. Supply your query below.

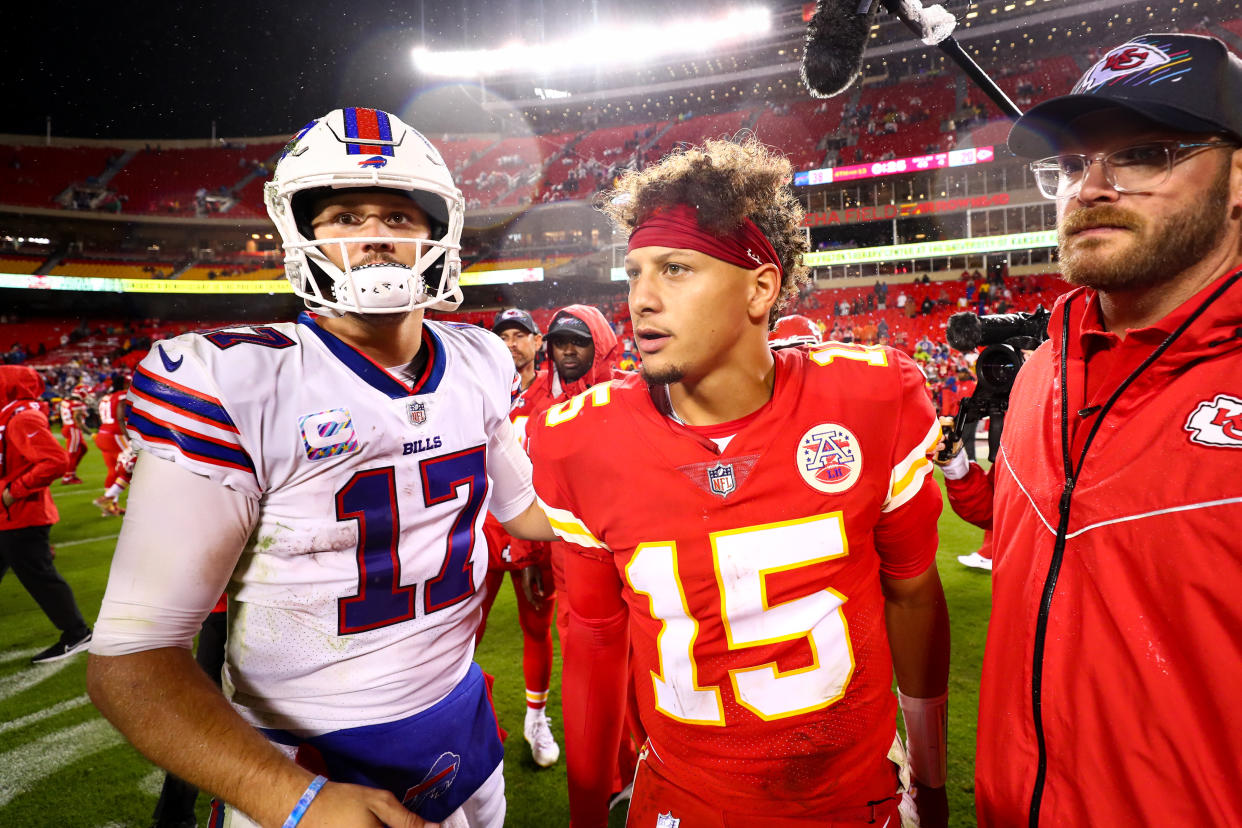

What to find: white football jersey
left=125, top=312, right=530, bottom=733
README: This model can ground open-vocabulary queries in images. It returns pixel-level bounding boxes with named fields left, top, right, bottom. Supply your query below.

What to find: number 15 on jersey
left=624, top=512, right=856, bottom=725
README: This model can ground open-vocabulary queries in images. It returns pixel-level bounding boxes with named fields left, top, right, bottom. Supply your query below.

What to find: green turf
left=0, top=447, right=991, bottom=827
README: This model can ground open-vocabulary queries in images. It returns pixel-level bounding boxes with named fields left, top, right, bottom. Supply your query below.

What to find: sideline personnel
left=977, top=33, right=1242, bottom=826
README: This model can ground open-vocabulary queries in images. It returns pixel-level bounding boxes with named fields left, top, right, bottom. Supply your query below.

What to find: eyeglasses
left=1029, top=140, right=1238, bottom=200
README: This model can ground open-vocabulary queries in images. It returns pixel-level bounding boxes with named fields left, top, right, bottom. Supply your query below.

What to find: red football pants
left=61, top=427, right=86, bottom=472
left=553, top=540, right=640, bottom=795
left=626, top=745, right=901, bottom=828
left=477, top=560, right=556, bottom=703
left=93, top=430, right=128, bottom=488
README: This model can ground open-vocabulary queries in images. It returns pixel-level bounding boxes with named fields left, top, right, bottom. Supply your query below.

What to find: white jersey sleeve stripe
left=128, top=388, right=244, bottom=444
left=883, top=419, right=941, bottom=513
left=131, top=365, right=240, bottom=432
left=127, top=407, right=257, bottom=475
left=537, top=496, right=609, bottom=550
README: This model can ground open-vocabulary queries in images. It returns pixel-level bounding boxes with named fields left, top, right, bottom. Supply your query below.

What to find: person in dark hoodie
left=521, top=303, right=622, bottom=413
left=0, top=365, right=93, bottom=664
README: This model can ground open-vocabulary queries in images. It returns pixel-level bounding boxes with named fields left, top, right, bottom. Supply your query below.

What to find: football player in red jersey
left=768, top=313, right=822, bottom=349
left=527, top=137, right=950, bottom=828
left=58, top=384, right=90, bottom=484
left=92, top=374, right=130, bottom=516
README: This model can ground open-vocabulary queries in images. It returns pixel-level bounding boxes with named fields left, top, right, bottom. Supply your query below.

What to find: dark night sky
left=7, top=0, right=722, bottom=141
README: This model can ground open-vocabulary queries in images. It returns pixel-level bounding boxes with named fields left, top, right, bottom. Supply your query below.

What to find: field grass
left=0, top=447, right=991, bottom=828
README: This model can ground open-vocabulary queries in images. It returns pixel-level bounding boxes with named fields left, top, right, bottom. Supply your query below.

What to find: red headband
left=627, top=203, right=782, bottom=276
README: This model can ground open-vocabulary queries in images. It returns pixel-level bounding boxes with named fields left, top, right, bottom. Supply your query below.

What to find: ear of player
left=264, top=107, right=467, bottom=317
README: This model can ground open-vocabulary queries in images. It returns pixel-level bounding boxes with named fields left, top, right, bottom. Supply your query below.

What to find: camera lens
left=976, top=344, right=1023, bottom=394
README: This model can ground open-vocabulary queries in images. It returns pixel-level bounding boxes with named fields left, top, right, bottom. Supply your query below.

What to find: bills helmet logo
left=797, top=423, right=863, bottom=494
left=359, top=155, right=389, bottom=168
left=402, top=752, right=460, bottom=810
left=706, top=462, right=736, bottom=498
left=407, top=399, right=428, bottom=426
left=1184, top=394, right=1242, bottom=448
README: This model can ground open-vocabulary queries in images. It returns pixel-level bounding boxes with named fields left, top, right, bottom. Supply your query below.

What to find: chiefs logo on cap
left=1078, top=42, right=1172, bottom=92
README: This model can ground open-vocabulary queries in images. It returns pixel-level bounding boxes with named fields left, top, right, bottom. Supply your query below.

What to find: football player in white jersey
left=87, top=108, right=555, bottom=828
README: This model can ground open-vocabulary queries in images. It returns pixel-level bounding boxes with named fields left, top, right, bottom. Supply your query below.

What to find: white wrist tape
left=939, top=449, right=970, bottom=480
left=898, top=689, right=948, bottom=787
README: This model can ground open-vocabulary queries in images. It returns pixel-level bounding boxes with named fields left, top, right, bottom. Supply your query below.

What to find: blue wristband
left=281, top=775, right=327, bottom=828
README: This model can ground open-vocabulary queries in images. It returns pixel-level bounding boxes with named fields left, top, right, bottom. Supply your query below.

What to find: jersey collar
left=298, top=311, right=446, bottom=399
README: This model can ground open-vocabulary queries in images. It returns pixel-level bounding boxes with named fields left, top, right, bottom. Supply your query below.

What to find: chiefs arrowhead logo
left=1184, top=394, right=1242, bottom=448
left=1077, top=41, right=1172, bottom=92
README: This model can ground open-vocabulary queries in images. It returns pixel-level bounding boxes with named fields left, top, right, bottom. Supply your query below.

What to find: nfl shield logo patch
left=656, top=813, right=680, bottom=828
left=407, top=399, right=428, bottom=426
left=706, top=462, right=736, bottom=498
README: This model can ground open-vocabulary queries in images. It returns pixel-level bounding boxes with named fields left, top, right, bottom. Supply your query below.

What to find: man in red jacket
left=978, top=33, right=1242, bottom=826
left=0, top=365, right=93, bottom=663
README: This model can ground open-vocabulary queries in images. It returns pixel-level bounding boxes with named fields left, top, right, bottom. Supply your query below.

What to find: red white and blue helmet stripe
left=342, top=107, right=395, bottom=156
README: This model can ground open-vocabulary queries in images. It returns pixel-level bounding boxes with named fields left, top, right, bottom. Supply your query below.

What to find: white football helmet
left=264, top=107, right=465, bottom=315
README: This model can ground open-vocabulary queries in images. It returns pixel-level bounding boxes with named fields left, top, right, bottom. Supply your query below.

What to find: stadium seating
left=753, top=98, right=846, bottom=171
left=0, top=145, right=117, bottom=209
left=110, top=143, right=283, bottom=215
left=0, top=254, right=45, bottom=275
left=175, top=265, right=286, bottom=281
left=50, top=259, right=177, bottom=280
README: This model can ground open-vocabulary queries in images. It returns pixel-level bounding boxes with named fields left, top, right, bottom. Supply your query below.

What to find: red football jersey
left=97, top=390, right=126, bottom=433
left=529, top=344, right=942, bottom=814
left=58, top=397, right=86, bottom=431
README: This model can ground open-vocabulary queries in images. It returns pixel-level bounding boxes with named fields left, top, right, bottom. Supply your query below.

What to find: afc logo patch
left=1184, top=394, right=1242, bottom=448
left=797, top=423, right=862, bottom=494
left=299, top=408, right=361, bottom=461
left=706, top=462, right=736, bottom=498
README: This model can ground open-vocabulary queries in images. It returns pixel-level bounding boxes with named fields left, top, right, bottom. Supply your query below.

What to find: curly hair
left=597, top=135, right=810, bottom=326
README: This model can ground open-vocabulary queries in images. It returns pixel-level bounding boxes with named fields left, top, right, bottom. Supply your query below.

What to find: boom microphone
left=800, top=0, right=1023, bottom=118
left=947, top=307, right=1052, bottom=352
left=800, top=0, right=882, bottom=98
left=946, top=311, right=985, bottom=352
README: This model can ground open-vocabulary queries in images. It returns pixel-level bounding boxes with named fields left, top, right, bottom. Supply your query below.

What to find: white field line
left=52, top=489, right=106, bottom=500
left=0, top=647, right=42, bottom=665
left=0, top=694, right=91, bottom=736
left=0, top=658, right=75, bottom=702
left=0, top=718, right=124, bottom=807
left=54, top=533, right=120, bottom=549
left=139, top=768, right=165, bottom=796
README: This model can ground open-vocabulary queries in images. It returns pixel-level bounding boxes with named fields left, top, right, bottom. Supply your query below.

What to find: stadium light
left=411, top=6, right=771, bottom=80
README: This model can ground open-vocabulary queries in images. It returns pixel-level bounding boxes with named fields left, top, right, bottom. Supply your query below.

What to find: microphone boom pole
left=876, top=0, right=1023, bottom=118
